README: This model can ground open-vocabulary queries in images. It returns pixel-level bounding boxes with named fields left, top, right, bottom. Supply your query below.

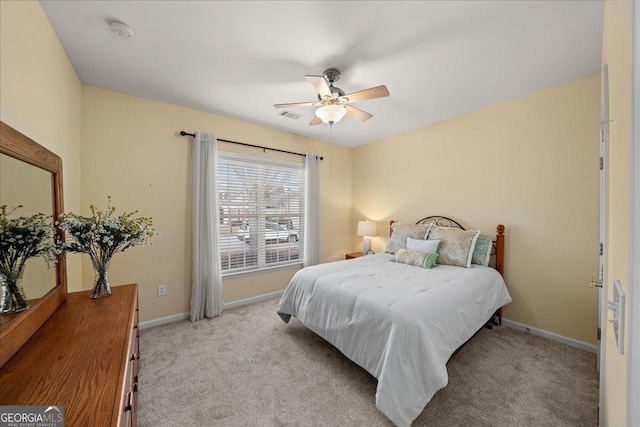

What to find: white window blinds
left=217, top=152, right=304, bottom=273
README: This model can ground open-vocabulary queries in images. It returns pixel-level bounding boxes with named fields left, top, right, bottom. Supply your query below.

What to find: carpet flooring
left=138, top=298, right=598, bottom=426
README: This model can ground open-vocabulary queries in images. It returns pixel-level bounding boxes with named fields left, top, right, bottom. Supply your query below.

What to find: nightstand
left=345, top=251, right=364, bottom=259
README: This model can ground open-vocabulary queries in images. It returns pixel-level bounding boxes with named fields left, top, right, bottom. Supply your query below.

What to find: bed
left=276, top=216, right=512, bottom=426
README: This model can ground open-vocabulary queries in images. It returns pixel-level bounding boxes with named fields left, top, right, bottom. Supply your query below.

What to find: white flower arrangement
left=0, top=205, right=58, bottom=276
left=57, top=197, right=156, bottom=298
left=0, top=205, right=58, bottom=312
left=57, top=197, right=155, bottom=264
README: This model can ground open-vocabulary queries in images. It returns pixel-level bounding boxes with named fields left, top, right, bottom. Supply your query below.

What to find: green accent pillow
left=472, top=235, right=493, bottom=266
left=393, top=248, right=439, bottom=269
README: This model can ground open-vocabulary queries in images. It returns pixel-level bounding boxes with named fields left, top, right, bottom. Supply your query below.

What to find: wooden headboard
left=389, top=216, right=505, bottom=276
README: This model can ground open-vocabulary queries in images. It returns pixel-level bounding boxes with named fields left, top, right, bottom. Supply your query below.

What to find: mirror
left=0, top=121, right=67, bottom=367
left=0, top=153, right=57, bottom=317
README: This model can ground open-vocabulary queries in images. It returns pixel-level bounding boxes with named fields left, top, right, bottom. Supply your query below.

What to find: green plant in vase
left=57, top=197, right=155, bottom=298
left=0, top=205, right=58, bottom=313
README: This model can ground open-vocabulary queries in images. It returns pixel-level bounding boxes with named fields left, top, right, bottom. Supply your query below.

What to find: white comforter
left=277, top=253, right=512, bottom=426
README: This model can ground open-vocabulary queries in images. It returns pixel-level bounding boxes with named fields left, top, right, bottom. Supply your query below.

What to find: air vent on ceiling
left=278, top=110, right=302, bottom=120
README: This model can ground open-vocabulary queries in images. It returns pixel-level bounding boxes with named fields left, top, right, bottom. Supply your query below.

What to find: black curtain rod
left=179, top=131, right=323, bottom=160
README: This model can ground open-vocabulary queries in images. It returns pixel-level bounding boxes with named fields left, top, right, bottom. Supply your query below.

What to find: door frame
left=598, top=64, right=609, bottom=427
left=628, top=2, right=639, bottom=425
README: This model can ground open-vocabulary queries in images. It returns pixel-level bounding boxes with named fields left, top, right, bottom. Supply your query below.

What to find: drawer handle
left=124, top=391, right=133, bottom=412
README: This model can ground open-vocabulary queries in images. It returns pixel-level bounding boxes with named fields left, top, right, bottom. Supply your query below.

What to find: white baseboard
left=139, top=312, right=189, bottom=330
left=140, top=290, right=284, bottom=330
left=502, top=318, right=597, bottom=354
left=223, top=290, right=284, bottom=309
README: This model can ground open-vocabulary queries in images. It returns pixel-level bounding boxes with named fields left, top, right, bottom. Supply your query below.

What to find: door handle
left=591, top=277, right=603, bottom=288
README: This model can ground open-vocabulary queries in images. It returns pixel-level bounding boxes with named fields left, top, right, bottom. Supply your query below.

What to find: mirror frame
left=0, top=121, right=67, bottom=367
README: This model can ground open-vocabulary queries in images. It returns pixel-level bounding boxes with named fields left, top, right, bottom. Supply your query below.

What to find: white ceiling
left=40, top=1, right=603, bottom=148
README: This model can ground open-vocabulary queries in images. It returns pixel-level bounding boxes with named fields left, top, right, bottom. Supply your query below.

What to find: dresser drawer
left=119, top=291, right=139, bottom=427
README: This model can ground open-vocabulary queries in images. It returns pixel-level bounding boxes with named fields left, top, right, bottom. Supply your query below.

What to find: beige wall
left=0, top=0, right=83, bottom=290
left=602, top=1, right=632, bottom=425
left=352, top=75, right=601, bottom=345
left=81, top=85, right=352, bottom=322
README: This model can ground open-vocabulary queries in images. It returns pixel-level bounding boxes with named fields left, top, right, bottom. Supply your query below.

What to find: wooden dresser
left=0, top=284, right=139, bottom=426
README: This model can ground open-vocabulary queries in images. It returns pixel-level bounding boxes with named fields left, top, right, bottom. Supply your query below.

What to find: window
left=217, top=152, right=304, bottom=274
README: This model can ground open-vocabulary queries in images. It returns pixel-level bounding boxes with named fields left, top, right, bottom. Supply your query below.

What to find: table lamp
left=357, top=220, right=378, bottom=254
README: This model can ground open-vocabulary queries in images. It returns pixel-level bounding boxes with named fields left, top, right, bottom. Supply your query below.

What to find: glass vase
left=91, top=258, right=112, bottom=299
left=0, top=267, right=31, bottom=313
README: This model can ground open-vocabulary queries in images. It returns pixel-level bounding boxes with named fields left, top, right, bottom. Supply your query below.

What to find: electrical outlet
left=157, top=284, right=166, bottom=297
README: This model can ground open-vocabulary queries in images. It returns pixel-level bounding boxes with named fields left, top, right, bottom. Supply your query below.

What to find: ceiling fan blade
left=345, top=105, right=373, bottom=122
left=309, top=116, right=323, bottom=126
left=274, top=101, right=318, bottom=109
left=306, top=75, right=332, bottom=97
left=344, top=85, right=390, bottom=103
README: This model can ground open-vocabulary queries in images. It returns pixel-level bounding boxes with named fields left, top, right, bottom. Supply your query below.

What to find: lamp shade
left=315, top=105, right=347, bottom=124
left=357, top=220, right=378, bottom=237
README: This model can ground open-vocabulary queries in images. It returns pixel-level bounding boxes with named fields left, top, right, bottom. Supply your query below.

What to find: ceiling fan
left=275, top=68, right=390, bottom=126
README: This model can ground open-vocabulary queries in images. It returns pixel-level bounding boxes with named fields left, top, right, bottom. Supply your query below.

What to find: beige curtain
left=303, top=153, right=321, bottom=267
left=190, top=132, right=224, bottom=322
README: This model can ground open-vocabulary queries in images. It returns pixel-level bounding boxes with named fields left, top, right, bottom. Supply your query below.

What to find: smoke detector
left=110, top=22, right=133, bottom=39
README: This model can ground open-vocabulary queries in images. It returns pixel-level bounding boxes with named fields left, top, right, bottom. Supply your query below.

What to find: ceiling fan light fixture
left=315, top=105, right=347, bottom=125
left=275, top=69, right=388, bottom=127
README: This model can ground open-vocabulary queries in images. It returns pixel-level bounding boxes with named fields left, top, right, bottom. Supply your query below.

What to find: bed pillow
left=393, top=248, right=439, bottom=269
left=384, top=223, right=432, bottom=254
left=427, top=226, right=480, bottom=268
left=471, top=235, right=493, bottom=266
left=406, top=237, right=441, bottom=254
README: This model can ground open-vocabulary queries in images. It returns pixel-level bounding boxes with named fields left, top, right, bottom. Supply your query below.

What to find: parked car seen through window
left=237, top=222, right=299, bottom=244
